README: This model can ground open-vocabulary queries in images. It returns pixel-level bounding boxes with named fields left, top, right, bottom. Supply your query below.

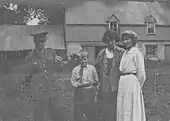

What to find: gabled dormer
left=144, top=15, right=156, bottom=35
left=106, top=13, right=120, bottom=33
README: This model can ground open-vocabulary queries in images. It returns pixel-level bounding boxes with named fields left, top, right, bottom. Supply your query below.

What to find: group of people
left=23, top=28, right=146, bottom=121
left=71, top=29, right=146, bottom=121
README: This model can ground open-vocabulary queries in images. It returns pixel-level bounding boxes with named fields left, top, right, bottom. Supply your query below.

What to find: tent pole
left=1, top=52, right=4, bottom=72
left=62, top=6, right=67, bottom=58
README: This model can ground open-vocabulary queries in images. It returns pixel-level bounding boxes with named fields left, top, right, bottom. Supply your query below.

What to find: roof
left=66, top=1, right=170, bottom=25
left=144, top=15, right=157, bottom=23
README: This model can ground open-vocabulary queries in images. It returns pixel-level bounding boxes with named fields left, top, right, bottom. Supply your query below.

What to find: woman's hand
left=72, top=82, right=81, bottom=88
left=139, top=80, right=145, bottom=88
left=95, top=93, right=101, bottom=103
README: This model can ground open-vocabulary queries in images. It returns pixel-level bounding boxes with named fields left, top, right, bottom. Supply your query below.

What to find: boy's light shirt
left=71, top=64, right=99, bottom=89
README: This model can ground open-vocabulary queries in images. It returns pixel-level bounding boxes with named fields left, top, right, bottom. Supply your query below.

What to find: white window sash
left=147, top=23, right=156, bottom=34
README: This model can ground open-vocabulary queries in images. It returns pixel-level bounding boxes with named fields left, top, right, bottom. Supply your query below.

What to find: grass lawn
left=0, top=60, right=170, bottom=121
left=143, top=60, right=170, bottom=121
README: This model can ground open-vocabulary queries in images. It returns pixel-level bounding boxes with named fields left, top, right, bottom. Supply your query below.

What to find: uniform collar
left=35, top=48, right=46, bottom=53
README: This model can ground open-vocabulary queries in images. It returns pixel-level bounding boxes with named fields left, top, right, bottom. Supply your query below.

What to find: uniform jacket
left=25, top=48, right=62, bottom=101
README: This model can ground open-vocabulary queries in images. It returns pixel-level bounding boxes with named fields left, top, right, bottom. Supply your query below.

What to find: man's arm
left=50, top=49, right=64, bottom=63
left=24, top=50, right=35, bottom=83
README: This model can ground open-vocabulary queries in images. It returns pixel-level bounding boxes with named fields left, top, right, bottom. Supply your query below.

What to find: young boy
left=71, top=50, right=99, bottom=121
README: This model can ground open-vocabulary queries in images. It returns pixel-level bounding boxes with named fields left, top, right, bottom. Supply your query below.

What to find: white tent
left=0, top=25, right=65, bottom=50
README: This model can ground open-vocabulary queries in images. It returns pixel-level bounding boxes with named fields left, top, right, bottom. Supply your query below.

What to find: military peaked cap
left=31, top=32, right=48, bottom=43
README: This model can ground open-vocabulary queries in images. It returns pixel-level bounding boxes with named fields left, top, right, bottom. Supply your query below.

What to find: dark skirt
left=98, top=89, right=117, bottom=121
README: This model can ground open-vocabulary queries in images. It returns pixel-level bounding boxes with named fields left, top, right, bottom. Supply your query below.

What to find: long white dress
left=117, top=47, right=146, bottom=121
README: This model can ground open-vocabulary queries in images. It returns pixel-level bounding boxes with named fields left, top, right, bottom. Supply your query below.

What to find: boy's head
left=79, top=50, right=88, bottom=67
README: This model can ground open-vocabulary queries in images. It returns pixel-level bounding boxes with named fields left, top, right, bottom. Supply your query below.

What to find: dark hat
left=102, top=29, right=120, bottom=44
left=31, top=32, right=48, bottom=43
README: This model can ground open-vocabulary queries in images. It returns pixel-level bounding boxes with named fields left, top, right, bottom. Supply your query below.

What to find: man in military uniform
left=25, top=32, right=63, bottom=121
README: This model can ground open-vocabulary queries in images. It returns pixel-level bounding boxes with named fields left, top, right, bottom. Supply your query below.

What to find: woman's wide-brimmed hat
left=102, top=29, right=120, bottom=44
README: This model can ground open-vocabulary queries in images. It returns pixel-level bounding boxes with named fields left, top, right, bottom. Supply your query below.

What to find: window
left=113, top=22, right=118, bottom=28
left=145, top=44, right=157, bottom=56
left=109, top=21, right=118, bottom=31
left=147, top=23, right=156, bottom=34
left=109, top=22, right=118, bottom=32
left=113, top=22, right=118, bottom=32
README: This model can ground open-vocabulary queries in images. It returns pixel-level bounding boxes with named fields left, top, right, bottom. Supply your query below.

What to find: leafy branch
left=0, top=3, right=65, bottom=25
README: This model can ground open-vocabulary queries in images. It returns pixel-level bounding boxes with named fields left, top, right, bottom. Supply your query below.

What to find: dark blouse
left=107, top=57, right=113, bottom=74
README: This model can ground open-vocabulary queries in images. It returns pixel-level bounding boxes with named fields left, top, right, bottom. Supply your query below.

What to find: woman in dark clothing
left=95, top=29, right=124, bottom=121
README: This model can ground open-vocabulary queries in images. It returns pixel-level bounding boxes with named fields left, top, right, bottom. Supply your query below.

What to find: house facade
left=65, top=1, right=170, bottom=64
left=66, top=24, right=170, bottom=64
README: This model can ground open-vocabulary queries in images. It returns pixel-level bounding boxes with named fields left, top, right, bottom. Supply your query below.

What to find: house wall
left=137, top=42, right=165, bottom=60
left=121, top=25, right=170, bottom=41
left=83, top=46, right=96, bottom=65
left=66, top=24, right=170, bottom=61
left=66, top=24, right=170, bottom=41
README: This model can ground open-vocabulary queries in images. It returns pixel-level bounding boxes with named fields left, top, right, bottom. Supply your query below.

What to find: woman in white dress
left=117, top=30, right=146, bottom=121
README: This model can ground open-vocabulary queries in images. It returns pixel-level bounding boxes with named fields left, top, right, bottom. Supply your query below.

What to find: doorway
left=164, top=44, right=170, bottom=61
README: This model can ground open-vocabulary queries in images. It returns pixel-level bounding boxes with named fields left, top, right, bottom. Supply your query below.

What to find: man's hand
left=47, top=57, right=53, bottom=61
left=55, top=55, right=63, bottom=62
left=46, top=56, right=63, bottom=61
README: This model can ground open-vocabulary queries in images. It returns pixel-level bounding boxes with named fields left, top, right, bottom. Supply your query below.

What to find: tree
left=0, top=3, right=65, bottom=25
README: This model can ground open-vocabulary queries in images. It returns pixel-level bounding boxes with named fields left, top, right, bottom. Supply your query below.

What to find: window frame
left=145, top=44, right=157, bottom=56
left=109, top=21, right=118, bottom=29
left=146, top=22, right=156, bottom=35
